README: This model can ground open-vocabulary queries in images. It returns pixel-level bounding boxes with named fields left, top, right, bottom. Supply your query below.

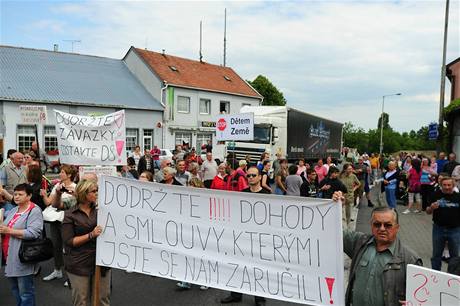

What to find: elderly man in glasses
left=343, top=206, right=422, bottom=306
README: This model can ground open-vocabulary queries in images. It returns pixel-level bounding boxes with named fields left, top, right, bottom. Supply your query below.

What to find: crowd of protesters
left=1, top=141, right=460, bottom=306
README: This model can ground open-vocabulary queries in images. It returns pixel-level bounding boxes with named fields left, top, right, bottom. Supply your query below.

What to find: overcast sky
left=1, top=0, right=459, bottom=132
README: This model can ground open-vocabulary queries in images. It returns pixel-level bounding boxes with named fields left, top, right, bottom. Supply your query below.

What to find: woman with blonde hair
left=62, top=179, right=110, bottom=306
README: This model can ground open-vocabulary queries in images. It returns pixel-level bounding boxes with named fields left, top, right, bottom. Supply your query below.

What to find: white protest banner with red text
left=406, top=264, right=460, bottom=306
left=215, top=113, right=254, bottom=141
left=54, top=110, right=126, bottom=165
left=96, top=176, right=344, bottom=305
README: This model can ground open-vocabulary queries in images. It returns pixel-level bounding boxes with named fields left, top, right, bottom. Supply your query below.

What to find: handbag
left=19, top=207, right=54, bottom=264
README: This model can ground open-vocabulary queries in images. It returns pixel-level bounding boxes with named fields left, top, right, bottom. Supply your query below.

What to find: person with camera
left=42, top=165, right=77, bottom=283
left=0, top=183, right=43, bottom=306
left=62, top=179, right=110, bottom=306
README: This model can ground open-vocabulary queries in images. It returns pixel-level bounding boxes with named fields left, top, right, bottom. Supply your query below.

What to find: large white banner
left=54, top=110, right=126, bottom=165
left=406, top=264, right=460, bottom=306
left=96, top=176, right=344, bottom=305
left=216, top=113, right=254, bottom=141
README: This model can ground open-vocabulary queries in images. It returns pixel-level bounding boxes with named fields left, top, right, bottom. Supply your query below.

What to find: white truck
left=228, top=106, right=343, bottom=163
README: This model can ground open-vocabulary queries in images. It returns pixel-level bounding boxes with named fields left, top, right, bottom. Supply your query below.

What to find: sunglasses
left=372, top=222, right=394, bottom=229
left=246, top=174, right=258, bottom=178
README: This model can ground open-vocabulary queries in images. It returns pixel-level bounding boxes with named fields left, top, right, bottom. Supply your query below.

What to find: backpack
left=226, top=171, right=246, bottom=191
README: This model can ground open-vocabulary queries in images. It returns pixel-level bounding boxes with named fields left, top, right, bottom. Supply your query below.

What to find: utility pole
left=437, top=0, right=450, bottom=154
left=379, top=93, right=402, bottom=156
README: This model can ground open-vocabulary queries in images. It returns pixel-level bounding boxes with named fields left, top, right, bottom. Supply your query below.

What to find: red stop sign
left=217, top=118, right=227, bottom=131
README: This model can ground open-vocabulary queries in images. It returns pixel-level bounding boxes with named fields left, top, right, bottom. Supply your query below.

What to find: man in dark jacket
left=343, top=207, right=422, bottom=306
left=137, top=150, right=154, bottom=175
left=426, top=176, right=460, bottom=270
left=318, top=166, right=347, bottom=199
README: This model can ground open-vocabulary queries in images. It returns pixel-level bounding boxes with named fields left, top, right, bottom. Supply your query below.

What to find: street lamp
left=379, top=93, right=402, bottom=156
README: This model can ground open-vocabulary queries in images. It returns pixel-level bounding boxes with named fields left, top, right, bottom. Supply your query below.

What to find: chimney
left=53, top=44, right=59, bottom=52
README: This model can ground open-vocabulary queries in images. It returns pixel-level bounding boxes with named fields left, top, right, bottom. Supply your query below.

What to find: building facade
left=0, top=46, right=163, bottom=159
left=123, top=47, right=263, bottom=152
left=446, top=57, right=460, bottom=155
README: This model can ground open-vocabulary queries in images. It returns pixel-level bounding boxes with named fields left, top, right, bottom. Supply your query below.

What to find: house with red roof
left=123, top=47, right=263, bottom=153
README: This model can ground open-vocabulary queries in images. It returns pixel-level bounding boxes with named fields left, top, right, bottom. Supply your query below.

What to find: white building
left=123, top=47, right=263, bottom=151
left=0, top=46, right=163, bottom=159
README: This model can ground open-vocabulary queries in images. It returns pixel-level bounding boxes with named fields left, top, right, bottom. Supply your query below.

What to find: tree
left=377, top=112, right=390, bottom=129
left=248, top=75, right=286, bottom=106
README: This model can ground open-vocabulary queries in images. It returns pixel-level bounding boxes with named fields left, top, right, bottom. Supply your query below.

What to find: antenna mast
left=223, top=8, right=227, bottom=67
left=63, top=40, right=81, bottom=52
left=199, top=21, right=203, bottom=62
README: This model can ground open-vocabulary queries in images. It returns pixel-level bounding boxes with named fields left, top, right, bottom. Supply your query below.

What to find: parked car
left=159, top=149, right=174, bottom=163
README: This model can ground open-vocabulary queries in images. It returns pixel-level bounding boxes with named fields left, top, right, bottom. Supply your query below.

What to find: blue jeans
left=9, top=274, right=36, bottom=306
left=431, top=224, right=460, bottom=270
left=385, top=187, right=397, bottom=208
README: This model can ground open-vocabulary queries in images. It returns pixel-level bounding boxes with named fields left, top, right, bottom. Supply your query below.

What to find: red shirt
left=226, top=171, right=248, bottom=192
left=210, top=175, right=227, bottom=190
left=2, top=203, right=35, bottom=261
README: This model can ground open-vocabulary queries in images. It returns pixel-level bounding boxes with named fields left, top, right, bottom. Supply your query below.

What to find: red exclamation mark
left=218, top=198, right=221, bottom=220
left=227, top=199, right=230, bottom=221
left=222, top=199, right=225, bottom=221
left=325, top=277, right=335, bottom=304
left=209, top=198, right=213, bottom=220
left=213, top=198, right=217, bottom=220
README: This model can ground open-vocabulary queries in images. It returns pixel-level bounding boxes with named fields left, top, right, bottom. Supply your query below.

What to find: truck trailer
left=230, top=106, right=343, bottom=163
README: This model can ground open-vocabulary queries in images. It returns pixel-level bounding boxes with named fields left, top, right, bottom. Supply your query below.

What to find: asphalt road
left=1, top=258, right=301, bottom=306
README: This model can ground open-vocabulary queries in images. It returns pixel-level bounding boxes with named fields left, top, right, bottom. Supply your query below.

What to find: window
left=44, top=126, right=58, bottom=152
left=169, top=66, right=178, bottom=72
left=177, top=96, right=190, bottom=113
left=17, top=125, right=36, bottom=153
left=143, top=129, right=153, bottom=151
left=126, top=128, right=138, bottom=153
left=220, top=101, right=230, bottom=113
left=199, top=99, right=211, bottom=114
left=175, top=132, right=192, bottom=147
left=196, top=134, right=212, bottom=152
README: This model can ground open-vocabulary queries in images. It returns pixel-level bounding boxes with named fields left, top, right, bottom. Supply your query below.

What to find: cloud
left=2, top=0, right=459, bottom=132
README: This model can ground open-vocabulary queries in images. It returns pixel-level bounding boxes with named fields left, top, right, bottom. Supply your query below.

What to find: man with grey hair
left=2, top=152, right=27, bottom=195
left=343, top=206, right=422, bottom=306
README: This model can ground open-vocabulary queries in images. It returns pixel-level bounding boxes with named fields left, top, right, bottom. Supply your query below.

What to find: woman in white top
left=42, top=165, right=77, bottom=282
left=129, top=145, right=143, bottom=170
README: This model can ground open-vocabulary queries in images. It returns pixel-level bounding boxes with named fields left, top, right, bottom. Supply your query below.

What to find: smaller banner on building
left=54, top=110, right=126, bottom=165
left=20, top=105, right=47, bottom=124
left=406, top=264, right=460, bottom=305
left=215, top=113, right=254, bottom=141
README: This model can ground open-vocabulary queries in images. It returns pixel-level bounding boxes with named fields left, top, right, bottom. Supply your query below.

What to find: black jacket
left=138, top=156, right=154, bottom=174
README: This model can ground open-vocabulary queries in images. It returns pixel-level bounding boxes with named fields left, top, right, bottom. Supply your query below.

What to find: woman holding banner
left=62, top=179, right=111, bottom=306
